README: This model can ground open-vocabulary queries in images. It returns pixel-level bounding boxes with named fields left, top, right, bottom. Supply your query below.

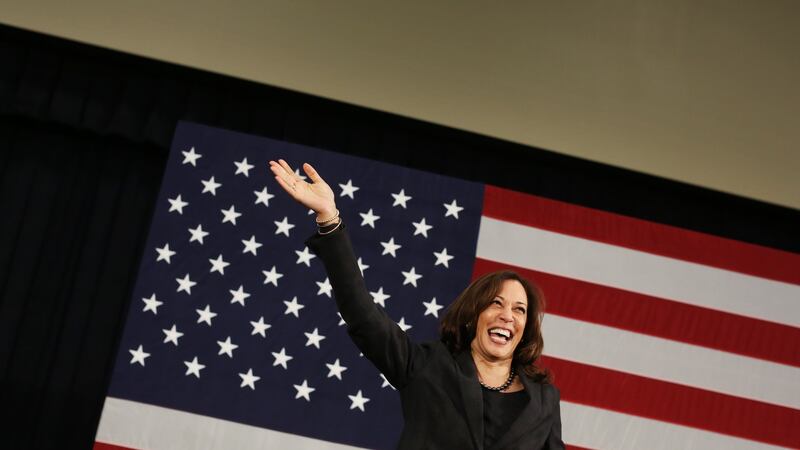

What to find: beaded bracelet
left=315, top=209, right=340, bottom=226
left=317, top=219, right=342, bottom=235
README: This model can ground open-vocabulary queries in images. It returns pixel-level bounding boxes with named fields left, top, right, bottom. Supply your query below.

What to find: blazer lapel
left=490, top=372, right=544, bottom=450
left=456, top=351, right=484, bottom=449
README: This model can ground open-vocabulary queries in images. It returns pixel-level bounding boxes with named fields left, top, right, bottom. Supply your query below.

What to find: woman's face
left=470, top=279, right=528, bottom=362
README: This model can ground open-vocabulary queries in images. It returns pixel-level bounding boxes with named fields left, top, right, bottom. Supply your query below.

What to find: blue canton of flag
left=102, top=121, right=484, bottom=449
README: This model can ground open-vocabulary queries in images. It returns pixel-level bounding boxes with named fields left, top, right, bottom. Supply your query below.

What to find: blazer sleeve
left=543, top=386, right=565, bottom=449
left=306, top=223, right=430, bottom=390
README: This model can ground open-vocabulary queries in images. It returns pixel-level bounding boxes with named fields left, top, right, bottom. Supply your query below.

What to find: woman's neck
left=471, top=350, right=513, bottom=386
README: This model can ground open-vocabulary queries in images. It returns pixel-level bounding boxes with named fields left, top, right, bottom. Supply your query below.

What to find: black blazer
left=308, top=224, right=564, bottom=450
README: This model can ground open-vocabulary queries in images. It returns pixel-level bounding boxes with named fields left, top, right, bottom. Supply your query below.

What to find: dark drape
left=0, top=24, right=797, bottom=449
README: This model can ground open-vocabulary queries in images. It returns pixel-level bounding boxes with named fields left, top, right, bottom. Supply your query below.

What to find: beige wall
left=2, top=0, right=798, bottom=209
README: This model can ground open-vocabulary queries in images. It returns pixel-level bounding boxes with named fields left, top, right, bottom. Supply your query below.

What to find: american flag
left=95, top=121, right=800, bottom=450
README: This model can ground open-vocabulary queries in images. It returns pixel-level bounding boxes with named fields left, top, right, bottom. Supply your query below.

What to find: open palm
left=269, top=159, right=337, bottom=218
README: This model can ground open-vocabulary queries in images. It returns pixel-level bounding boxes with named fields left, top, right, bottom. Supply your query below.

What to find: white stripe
left=561, top=401, right=788, bottom=450
left=95, top=397, right=366, bottom=450
left=477, top=217, right=800, bottom=327
left=542, top=314, right=800, bottom=409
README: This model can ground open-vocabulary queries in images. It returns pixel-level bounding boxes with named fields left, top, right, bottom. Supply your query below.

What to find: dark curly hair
left=440, top=270, right=550, bottom=382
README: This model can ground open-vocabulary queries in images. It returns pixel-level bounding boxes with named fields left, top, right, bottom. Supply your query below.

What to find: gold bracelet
left=315, top=209, right=339, bottom=226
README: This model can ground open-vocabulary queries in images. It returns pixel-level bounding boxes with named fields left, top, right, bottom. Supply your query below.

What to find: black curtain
left=0, top=24, right=797, bottom=449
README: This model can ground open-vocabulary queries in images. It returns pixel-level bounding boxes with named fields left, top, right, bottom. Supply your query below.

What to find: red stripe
left=93, top=443, right=136, bottom=450
left=542, top=356, right=800, bottom=448
left=474, top=258, right=800, bottom=368
left=483, top=185, right=800, bottom=285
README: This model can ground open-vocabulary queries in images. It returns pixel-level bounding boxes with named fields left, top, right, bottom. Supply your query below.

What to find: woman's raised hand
left=269, top=159, right=337, bottom=220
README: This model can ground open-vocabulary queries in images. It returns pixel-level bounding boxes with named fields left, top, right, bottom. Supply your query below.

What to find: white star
left=380, top=373, right=396, bottom=390
left=274, top=216, right=295, bottom=237
left=129, top=345, right=150, bottom=366
left=423, top=297, right=444, bottom=318
left=357, top=257, right=369, bottom=275
left=391, top=189, right=412, bottom=208
left=254, top=186, right=275, bottom=207
left=201, top=176, right=221, bottom=195
left=168, top=195, right=188, bottom=214
left=304, top=328, right=326, bottom=349
left=188, top=224, right=209, bottom=244
left=380, top=237, right=402, bottom=257
left=443, top=199, right=464, bottom=219
left=229, top=285, right=251, bottom=306
left=234, top=157, right=254, bottom=177
left=294, top=168, right=308, bottom=181
left=412, top=218, right=433, bottom=238
left=359, top=209, right=381, bottom=228
left=433, top=248, right=454, bottom=268
left=142, top=293, right=163, bottom=314
left=182, top=147, right=202, bottom=166
left=250, top=316, right=272, bottom=337
left=176, top=274, right=197, bottom=295
left=397, top=317, right=413, bottom=332
left=155, top=243, right=176, bottom=264
left=295, top=247, right=316, bottom=267
left=241, top=235, right=263, bottom=255
left=221, top=205, right=242, bottom=225
left=326, top=358, right=348, bottom=380
left=293, top=380, right=315, bottom=401
left=401, top=267, right=422, bottom=287
left=184, top=356, right=205, bottom=378
left=262, top=266, right=283, bottom=286
left=283, top=296, right=305, bottom=317
left=239, top=368, right=260, bottom=390
left=271, top=347, right=293, bottom=369
left=370, top=287, right=391, bottom=308
left=338, top=179, right=360, bottom=199
left=209, top=254, right=230, bottom=275
left=162, top=325, right=183, bottom=346
left=316, top=278, right=333, bottom=297
left=337, top=312, right=346, bottom=326
left=217, top=336, right=239, bottom=358
left=348, top=390, right=370, bottom=412
left=196, top=304, right=217, bottom=326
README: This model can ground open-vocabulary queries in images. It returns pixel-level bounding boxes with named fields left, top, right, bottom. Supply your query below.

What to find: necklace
left=478, top=368, right=516, bottom=392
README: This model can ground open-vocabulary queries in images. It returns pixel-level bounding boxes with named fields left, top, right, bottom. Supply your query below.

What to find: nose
left=499, top=306, right=514, bottom=323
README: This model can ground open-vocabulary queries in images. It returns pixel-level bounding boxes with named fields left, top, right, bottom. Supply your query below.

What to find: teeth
left=489, top=328, right=511, bottom=338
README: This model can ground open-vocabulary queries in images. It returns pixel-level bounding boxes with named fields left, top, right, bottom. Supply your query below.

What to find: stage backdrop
left=93, top=122, right=799, bottom=450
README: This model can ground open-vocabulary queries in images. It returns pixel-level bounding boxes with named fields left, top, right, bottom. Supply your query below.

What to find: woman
left=270, top=159, right=564, bottom=450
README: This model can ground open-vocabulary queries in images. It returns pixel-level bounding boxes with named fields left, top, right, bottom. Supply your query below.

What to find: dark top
left=306, top=223, right=565, bottom=449
left=483, top=389, right=529, bottom=448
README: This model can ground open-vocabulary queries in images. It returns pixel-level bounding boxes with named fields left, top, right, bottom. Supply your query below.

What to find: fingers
left=303, top=163, right=324, bottom=184
left=278, top=159, right=298, bottom=180
left=269, top=160, right=299, bottom=195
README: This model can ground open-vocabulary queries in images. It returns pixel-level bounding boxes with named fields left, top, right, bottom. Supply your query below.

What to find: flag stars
left=229, top=285, right=251, bottom=306
left=250, top=316, right=272, bottom=337
left=397, top=317, right=413, bottom=332
left=196, top=305, right=217, bottom=326
left=391, top=189, right=412, bottom=208
left=326, top=358, right=348, bottom=380
left=357, top=257, right=369, bottom=275
left=359, top=209, right=381, bottom=228
left=433, top=248, right=454, bottom=268
left=316, top=278, right=333, bottom=297
left=201, top=176, right=221, bottom=195
left=380, top=237, right=402, bottom=257
left=338, top=179, right=360, bottom=199
left=295, top=247, right=316, bottom=267
left=188, top=224, right=209, bottom=244
left=443, top=199, right=464, bottom=219
left=254, top=187, right=275, bottom=207
left=182, top=147, right=202, bottom=166
left=304, top=328, right=326, bottom=349
left=274, top=216, right=295, bottom=237
left=129, top=345, right=150, bottom=366
left=272, top=347, right=293, bottom=369
left=156, top=243, right=176, bottom=264
left=241, top=235, right=263, bottom=255
left=283, top=296, right=305, bottom=317
left=401, top=267, right=422, bottom=287
left=209, top=254, right=230, bottom=275
left=239, top=369, right=260, bottom=390
left=142, top=293, right=163, bottom=314
left=184, top=357, right=205, bottom=378
left=168, top=195, right=188, bottom=214
left=293, top=380, right=315, bottom=401
left=423, top=298, right=444, bottom=318
left=348, top=390, right=370, bottom=412
left=221, top=205, right=242, bottom=225
left=176, top=274, right=197, bottom=295
left=370, top=287, right=391, bottom=308
left=412, top=218, right=433, bottom=238
left=234, top=157, right=254, bottom=177
left=217, top=336, right=239, bottom=358
left=380, top=373, right=396, bottom=390
left=262, top=266, right=283, bottom=286
left=162, top=325, right=183, bottom=346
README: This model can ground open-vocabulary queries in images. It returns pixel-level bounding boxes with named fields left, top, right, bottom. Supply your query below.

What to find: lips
left=488, top=327, right=513, bottom=345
